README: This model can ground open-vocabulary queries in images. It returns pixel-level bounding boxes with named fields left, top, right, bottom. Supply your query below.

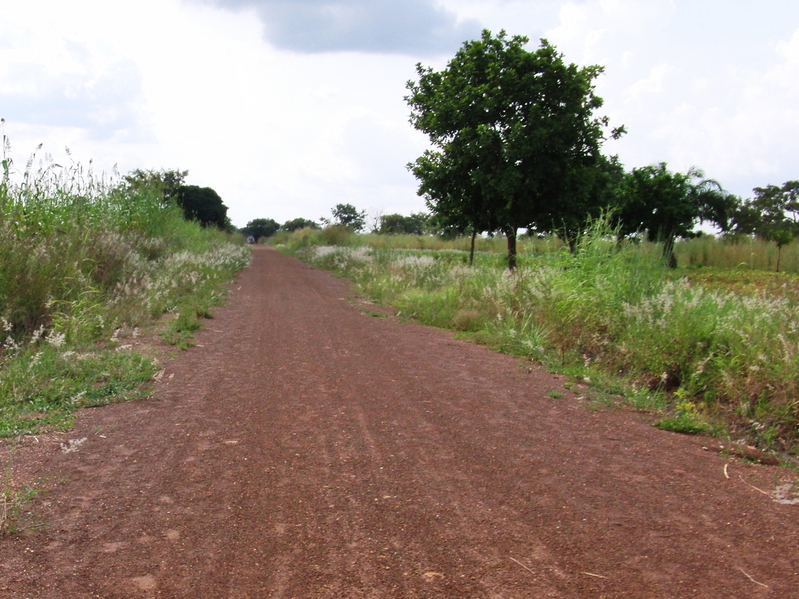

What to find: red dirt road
left=1, top=246, right=798, bottom=598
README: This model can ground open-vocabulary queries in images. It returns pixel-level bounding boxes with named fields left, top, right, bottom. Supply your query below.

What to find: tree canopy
left=377, top=212, right=429, bottom=235
left=119, top=170, right=232, bottom=231
left=325, top=203, right=366, bottom=232
left=281, top=218, right=319, bottom=232
left=177, top=185, right=228, bottom=229
left=122, top=168, right=188, bottom=205
left=241, top=218, right=280, bottom=241
left=406, top=29, right=623, bottom=268
left=748, top=181, right=799, bottom=239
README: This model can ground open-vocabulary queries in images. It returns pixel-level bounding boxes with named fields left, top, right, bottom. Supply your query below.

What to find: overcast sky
left=2, top=0, right=798, bottom=228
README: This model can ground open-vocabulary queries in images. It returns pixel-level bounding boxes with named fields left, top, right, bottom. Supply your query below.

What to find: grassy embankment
left=0, top=150, right=250, bottom=439
left=272, top=224, right=799, bottom=458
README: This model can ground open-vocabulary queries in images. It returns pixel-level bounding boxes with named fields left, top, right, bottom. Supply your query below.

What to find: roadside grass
left=0, top=141, right=250, bottom=438
left=277, top=221, right=799, bottom=456
left=676, top=234, right=799, bottom=273
left=1, top=482, right=45, bottom=536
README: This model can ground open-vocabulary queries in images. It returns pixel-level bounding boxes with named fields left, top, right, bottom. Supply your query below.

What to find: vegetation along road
left=2, top=246, right=798, bottom=598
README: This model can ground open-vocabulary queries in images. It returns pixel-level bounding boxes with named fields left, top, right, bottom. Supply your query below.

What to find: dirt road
left=1, top=246, right=798, bottom=598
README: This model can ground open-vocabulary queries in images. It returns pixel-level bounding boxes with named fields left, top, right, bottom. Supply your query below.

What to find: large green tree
left=177, top=185, right=228, bottom=229
left=729, top=181, right=799, bottom=271
left=406, top=29, right=622, bottom=269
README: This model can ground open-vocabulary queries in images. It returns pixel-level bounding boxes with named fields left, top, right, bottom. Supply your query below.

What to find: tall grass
left=677, top=235, right=799, bottom=273
left=281, top=219, right=799, bottom=454
left=270, top=226, right=567, bottom=264
left=0, top=139, right=250, bottom=436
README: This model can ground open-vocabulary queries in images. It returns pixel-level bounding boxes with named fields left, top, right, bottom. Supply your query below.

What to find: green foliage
left=616, top=163, right=736, bottom=267
left=241, top=218, right=280, bottom=241
left=177, top=185, right=228, bottom=229
left=325, top=203, right=366, bottom=232
left=654, top=395, right=711, bottom=435
left=751, top=181, right=799, bottom=237
left=281, top=217, right=319, bottom=232
left=122, top=168, right=188, bottom=205
left=377, top=212, right=429, bottom=235
left=406, top=29, right=622, bottom=269
left=0, top=346, right=157, bottom=434
left=1, top=481, right=45, bottom=536
left=0, top=141, right=250, bottom=436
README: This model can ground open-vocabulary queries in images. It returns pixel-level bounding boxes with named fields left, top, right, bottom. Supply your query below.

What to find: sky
left=2, top=0, right=799, bottom=228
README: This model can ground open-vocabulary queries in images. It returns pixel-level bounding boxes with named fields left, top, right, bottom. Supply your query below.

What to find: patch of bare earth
left=1, top=246, right=797, bottom=598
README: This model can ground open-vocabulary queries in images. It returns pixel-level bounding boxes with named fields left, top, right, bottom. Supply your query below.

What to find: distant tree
left=751, top=181, right=799, bottom=237
left=729, top=200, right=764, bottom=237
left=728, top=181, right=799, bottom=271
left=176, top=185, right=228, bottom=229
left=122, top=168, right=188, bottom=204
left=377, top=213, right=430, bottom=235
left=325, top=203, right=366, bottom=232
left=241, top=218, right=280, bottom=241
left=406, top=29, right=623, bottom=269
left=281, top=218, right=319, bottom=232
left=616, top=163, right=734, bottom=267
left=771, top=229, right=793, bottom=272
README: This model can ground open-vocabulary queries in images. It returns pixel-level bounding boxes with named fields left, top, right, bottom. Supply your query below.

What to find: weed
left=1, top=453, right=45, bottom=536
left=1, top=485, right=44, bottom=536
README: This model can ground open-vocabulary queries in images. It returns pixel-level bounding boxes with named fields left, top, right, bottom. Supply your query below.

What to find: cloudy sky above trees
left=2, top=0, right=799, bottom=227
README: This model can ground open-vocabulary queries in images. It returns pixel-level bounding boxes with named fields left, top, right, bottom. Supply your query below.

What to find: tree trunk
left=506, top=227, right=517, bottom=270
left=662, top=236, right=677, bottom=268
left=469, top=230, right=477, bottom=266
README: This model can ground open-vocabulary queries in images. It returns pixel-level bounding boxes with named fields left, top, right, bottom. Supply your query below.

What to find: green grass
left=0, top=140, right=251, bottom=437
left=1, top=482, right=45, bottom=536
left=0, top=346, right=158, bottom=436
left=278, top=220, right=799, bottom=454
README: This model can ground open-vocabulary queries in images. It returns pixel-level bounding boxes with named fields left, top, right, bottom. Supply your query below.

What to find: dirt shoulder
left=1, top=246, right=797, bottom=598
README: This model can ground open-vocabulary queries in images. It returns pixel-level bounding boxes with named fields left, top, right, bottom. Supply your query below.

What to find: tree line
left=240, top=204, right=432, bottom=242
left=137, top=28, right=795, bottom=267
left=405, top=29, right=797, bottom=269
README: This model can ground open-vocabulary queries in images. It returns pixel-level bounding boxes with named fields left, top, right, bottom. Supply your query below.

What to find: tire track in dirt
left=1, top=245, right=798, bottom=598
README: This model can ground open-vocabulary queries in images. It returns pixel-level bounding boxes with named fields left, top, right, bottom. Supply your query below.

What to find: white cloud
left=545, top=0, right=675, bottom=67
left=188, top=0, right=482, bottom=55
left=624, top=63, right=675, bottom=105
left=538, top=1, right=799, bottom=199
